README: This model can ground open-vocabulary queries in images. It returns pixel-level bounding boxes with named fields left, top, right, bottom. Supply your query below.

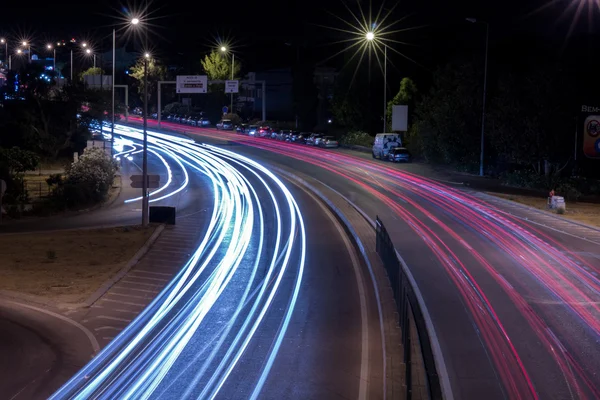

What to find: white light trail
left=51, top=124, right=307, bottom=400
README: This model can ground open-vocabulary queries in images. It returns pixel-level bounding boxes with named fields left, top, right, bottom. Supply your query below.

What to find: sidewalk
left=67, top=212, right=207, bottom=349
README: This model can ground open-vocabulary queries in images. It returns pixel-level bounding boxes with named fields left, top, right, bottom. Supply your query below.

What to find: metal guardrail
left=375, top=216, right=443, bottom=400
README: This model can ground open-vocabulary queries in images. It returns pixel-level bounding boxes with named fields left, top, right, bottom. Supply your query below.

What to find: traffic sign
left=131, top=174, right=160, bottom=189
left=225, top=80, right=239, bottom=93
left=222, top=106, right=229, bottom=114
left=176, top=75, right=207, bottom=94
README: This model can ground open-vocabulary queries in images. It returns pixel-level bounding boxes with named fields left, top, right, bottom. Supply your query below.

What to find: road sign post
left=0, top=179, right=6, bottom=224
left=131, top=174, right=160, bottom=189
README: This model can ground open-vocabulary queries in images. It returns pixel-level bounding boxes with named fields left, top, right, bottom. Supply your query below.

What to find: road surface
left=141, top=119, right=600, bottom=400
left=50, top=126, right=388, bottom=399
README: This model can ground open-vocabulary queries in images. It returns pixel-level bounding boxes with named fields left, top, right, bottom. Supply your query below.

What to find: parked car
left=276, top=130, right=294, bottom=141
left=236, top=124, right=248, bottom=134
left=132, top=107, right=143, bottom=116
left=257, top=126, right=271, bottom=137
left=306, top=133, right=323, bottom=146
left=216, top=119, right=234, bottom=130
left=166, top=114, right=177, bottom=122
left=189, top=115, right=202, bottom=126
left=388, top=147, right=412, bottom=162
left=320, top=136, right=339, bottom=148
left=314, top=136, right=326, bottom=147
left=150, top=112, right=158, bottom=119
left=200, top=118, right=211, bottom=127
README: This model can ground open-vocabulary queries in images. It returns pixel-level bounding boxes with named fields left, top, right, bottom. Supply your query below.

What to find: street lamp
left=22, top=41, right=31, bottom=63
left=220, top=46, right=235, bottom=113
left=130, top=16, right=150, bottom=227
left=47, top=44, right=56, bottom=72
left=366, top=31, right=388, bottom=133
left=466, top=17, right=489, bottom=177
left=1, top=39, right=7, bottom=69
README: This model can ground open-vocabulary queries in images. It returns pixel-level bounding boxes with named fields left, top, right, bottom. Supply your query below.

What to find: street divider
left=376, top=216, right=444, bottom=400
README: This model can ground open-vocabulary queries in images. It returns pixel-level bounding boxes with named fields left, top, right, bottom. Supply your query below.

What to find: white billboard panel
left=176, top=75, right=207, bottom=93
left=392, top=105, right=408, bottom=131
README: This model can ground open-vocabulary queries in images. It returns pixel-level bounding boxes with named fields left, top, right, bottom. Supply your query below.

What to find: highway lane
left=51, top=126, right=384, bottom=399
left=148, top=121, right=600, bottom=399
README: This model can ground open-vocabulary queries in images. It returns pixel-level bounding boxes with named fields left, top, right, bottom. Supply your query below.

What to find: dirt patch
left=0, top=226, right=156, bottom=304
left=488, top=193, right=600, bottom=228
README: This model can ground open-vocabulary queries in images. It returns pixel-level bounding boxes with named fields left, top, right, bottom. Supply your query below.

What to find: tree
left=409, top=59, right=482, bottom=166
left=80, top=67, right=103, bottom=82
left=201, top=51, right=241, bottom=81
left=487, top=63, right=575, bottom=175
left=130, top=57, right=167, bottom=108
left=386, top=77, right=418, bottom=131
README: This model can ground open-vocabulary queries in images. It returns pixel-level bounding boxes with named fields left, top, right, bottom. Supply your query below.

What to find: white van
left=372, top=133, right=402, bottom=159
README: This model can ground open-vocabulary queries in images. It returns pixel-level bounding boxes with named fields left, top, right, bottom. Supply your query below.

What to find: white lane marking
left=96, top=315, right=132, bottom=323
left=295, top=183, right=370, bottom=400
left=3, top=300, right=100, bottom=353
left=100, top=298, right=146, bottom=307
left=94, top=326, right=122, bottom=332
left=133, top=269, right=174, bottom=277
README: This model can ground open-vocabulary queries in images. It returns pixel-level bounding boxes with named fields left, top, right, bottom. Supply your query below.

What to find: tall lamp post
left=466, top=18, right=489, bottom=177
left=22, top=41, right=30, bottom=63
left=0, top=39, right=7, bottom=69
left=47, top=44, right=56, bottom=72
left=142, top=52, right=150, bottom=227
left=220, top=46, right=235, bottom=113
left=130, top=16, right=150, bottom=226
left=365, top=31, right=388, bottom=133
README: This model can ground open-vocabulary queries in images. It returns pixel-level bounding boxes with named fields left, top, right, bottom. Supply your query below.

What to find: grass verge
left=0, top=225, right=156, bottom=304
left=488, top=193, right=600, bottom=228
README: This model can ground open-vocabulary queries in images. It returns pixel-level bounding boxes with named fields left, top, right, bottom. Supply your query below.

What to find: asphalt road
left=49, top=126, right=386, bottom=399
left=141, top=120, right=600, bottom=400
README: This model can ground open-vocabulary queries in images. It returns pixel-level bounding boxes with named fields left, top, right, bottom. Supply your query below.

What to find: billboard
left=176, top=75, right=207, bottom=94
left=581, top=105, right=600, bottom=159
left=391, top=105, right=408, bottom=132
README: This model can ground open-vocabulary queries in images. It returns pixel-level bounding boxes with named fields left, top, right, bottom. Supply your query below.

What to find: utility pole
left=142, top=56, right=149, bottom=227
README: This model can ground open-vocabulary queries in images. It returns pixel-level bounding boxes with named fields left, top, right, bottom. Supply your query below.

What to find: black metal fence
left=375, top=216, right=443, bottom=400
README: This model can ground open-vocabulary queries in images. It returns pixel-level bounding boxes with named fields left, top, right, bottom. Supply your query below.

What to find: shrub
left=556, top=208, right=565, bottom=215
left=339, top=131, right=373, bottom=147
left=51, top=147, right=118, bottom=208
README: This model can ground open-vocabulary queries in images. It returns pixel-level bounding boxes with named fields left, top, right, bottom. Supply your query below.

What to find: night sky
left=0, top=0, right=597, bottom=74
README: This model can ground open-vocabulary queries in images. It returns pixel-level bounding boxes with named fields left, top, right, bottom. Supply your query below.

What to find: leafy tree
left=201, top=51, right=241, bottom=81
left=0, top=147, right=39, bottom=175
left=386, top=77, right=418, bottom=131
left=293, top=64, right=318, bottom=130
left=80, top=67, right=103, bottom=82
left=130, top=57, right=167, bottom=108
left=488, top=63, right=575, bottom=175
left=410, top=59, right=482, bottom=166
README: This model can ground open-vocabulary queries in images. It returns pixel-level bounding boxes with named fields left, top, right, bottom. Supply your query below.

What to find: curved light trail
left=143, top=119, right=600, bottom=399
left=51, top=125, right=307, bottom=399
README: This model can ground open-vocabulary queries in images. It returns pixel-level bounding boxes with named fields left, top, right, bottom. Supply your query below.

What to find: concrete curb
left=478, top=192, right=600, bottom=234
left=82, top=224, right=166, bottom=308
left=0, top=289, right=65, bottom=310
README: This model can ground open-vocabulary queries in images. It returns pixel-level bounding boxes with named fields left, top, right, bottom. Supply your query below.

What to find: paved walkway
left=70, top=214, right=206, bottom=349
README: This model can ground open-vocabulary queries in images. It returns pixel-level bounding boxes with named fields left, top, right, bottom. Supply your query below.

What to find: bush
left=51, top=147, right=118, bottom=208
left=339, top=131, right=373, bottom=147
